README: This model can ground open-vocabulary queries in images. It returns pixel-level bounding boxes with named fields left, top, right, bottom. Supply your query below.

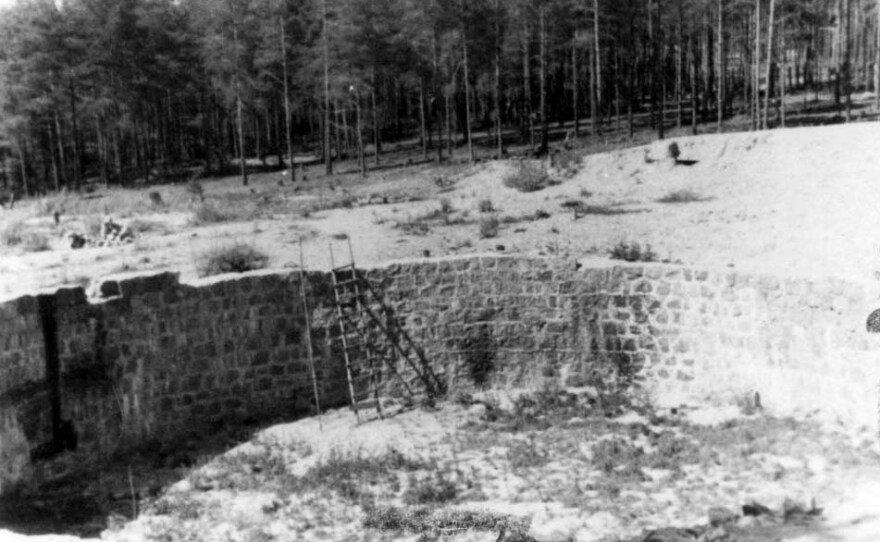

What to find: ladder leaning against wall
left=329, top=239, right=444, bottom=421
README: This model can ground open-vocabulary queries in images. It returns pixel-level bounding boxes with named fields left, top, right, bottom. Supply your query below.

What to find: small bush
left=439, top=198, right=453, bottom=214
left=479, top=216, right=499, bottom=239
left=397, top=218, right=430, bottom=236
left=22, top=232, right=51, bottom=252
left=191, top=203, right=232, bottom=225
left=0, top=222, right=50, bottom=252
left=149, top=191, right=164, bottom=207
left=196, top=243, right=269, bottom=277
left=507, top=437, right=549, bottom=471
left=0, top=221, right=24, bottom=247
left=402, top=472, right=457, bottom=505
left=478, top=199, right=495, bottom=213
left=364, top=506, right=528, bottom=540
left=591, top=437, right=643, bottom=474
left=667, top=141, right=681, bottom=161
left=657, top=189, right=707, bottom=204
left=185, top=180, right=205, bottom=203
left=504, top=161, right=551, bottom=193
left=609, top=241, right=657, bottom=262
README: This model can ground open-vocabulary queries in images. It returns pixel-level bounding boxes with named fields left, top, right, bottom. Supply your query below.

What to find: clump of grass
left=0, top=222, right=50, bottom=252
left=507, top=437, right=549, bottom=471
left=504, top=161, right=551, bottom=193
left=196, top=243, right=269, bottom=277
left=396, top=218, right=430, bottom=236
left=657, top=189, right=707, bottom=203
left=609, top=241, right=657, bottom=262
left=191, top=203, right=233, bottom=225
left=402, top=471, right=457, bottom=505
left=478, top=199, right=495, bottom=213
left=185, top=180, right=205, bottom=203
left=22, top=232, right=51, bottom=252
left=0, top=221, right=24, bottom=247
left=479, top=216, right=500, bottom=239
left=364, top=506, right=529, bottom=540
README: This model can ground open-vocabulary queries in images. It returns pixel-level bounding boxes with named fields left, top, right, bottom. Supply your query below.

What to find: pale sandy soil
left=8, top=396, right=878, bottom=542
left=2, top=122, right=880, bottom=301
left=3, top=123, right=880, bottom=542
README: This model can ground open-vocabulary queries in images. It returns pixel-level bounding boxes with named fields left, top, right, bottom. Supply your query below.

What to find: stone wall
left=1, top=255, right=878, bottom=495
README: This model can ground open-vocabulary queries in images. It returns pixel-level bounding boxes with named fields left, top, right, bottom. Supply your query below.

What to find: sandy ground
left=3, top=122, right=880, bottom=301
left=3, top=123, right=880, bottom=541
left=6, top=397, right=878, bottom=542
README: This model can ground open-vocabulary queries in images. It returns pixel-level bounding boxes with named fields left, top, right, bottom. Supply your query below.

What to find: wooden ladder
left=329, top=240, right=443, bottom=421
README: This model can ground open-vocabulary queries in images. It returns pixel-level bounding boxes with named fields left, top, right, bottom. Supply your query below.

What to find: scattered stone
left=697, top=527, right=729, bottom=542
left=742, top=500, right=774, bottom=517
left=707, top=507, right=738, bottom=527
left=642, top=527, right=699, bottom=541
left=67, top=232, right=87, bottom=249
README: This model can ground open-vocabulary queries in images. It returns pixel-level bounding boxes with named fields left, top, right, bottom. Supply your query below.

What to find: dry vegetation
left=70, top=385, right=879, bottom=542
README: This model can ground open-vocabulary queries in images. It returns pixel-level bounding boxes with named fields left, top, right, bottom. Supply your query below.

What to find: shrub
left=0, top=221, right=24, bottom=247
left=657, top=189, right=706, bottom=204
left=22, top=232, right=51, bottom=252
left=503, top=161, right=550, bottom=192
left=609, top=241, right=657, bottom=262
left=396, top=218, right=430, bottom=236
left=439, top=197, right=453, bottom=214
left=191, top=203, right=232, bottom=225
left=402, top=472, right=457, bottom=505
left=479, top=216, right=499, bottom=239
left=196, top=243, right=269, bottom=277
left=186, top=180, right=205, bottom=203
left=507, top=437, right=549, bottom=471
left=478, top=199, right=495, bottom=213
left=364, top=506, right=528, bottom=540
left=666, top=141, right=681, bottom=161
left=149, top=191, right=164, bottom=207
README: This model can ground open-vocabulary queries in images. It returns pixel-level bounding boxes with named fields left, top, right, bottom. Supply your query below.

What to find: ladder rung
left=332, top=265, right=357, bottom=275
left=352, top=398, right=379, bottom=412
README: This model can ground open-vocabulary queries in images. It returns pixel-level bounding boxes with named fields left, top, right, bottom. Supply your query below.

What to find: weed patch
left=657, top=189, right=709, bottom=204
left=479, top=216, right=500, bottom=239
left=609, top=241, right=658, bottom=262
left=196, top=243, right=269, bottom=277
left=504, top=161, right=551, bottom=193
left=0, top=222, right=50, bottom=252
left=364, top=506, right=530, bottom=541
left=478, top=199, right=495, bottom=213
left=402, top=471, right=458, bottom=505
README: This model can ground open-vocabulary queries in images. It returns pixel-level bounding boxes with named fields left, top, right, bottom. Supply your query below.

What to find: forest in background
left=0, top=0, right=878, bottom=195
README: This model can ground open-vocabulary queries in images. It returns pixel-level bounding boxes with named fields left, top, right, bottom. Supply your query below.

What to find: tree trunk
left=233, top=21, right=248, bottom=186
left=322, top=0, right=332, bottom=175
left=763, top=0, right=775, bottom=129
left=68, top=78, right=81, bottom=189
left=755, top=0, right=761, bottom=130
left=657, top=0, right=665, bottom=140
left=371, top=67, right=380, bottom=165
left=522, top=14, right=533, bottom=149
left=495, top=0, right=504, bottom=158
left=419, top=79, right=428, bottom=160
left=875, top=0, right=880, bottom=111
left=717, top=0, right=724, bottom=132
left=573, top=33, right=580, bottom=137
left=539, top=3, right=549, bottom=154
left=593, top=0, right=602, bottom=133
left=463, top=18, right=475, bottom=163
left=780, top=16, right=786, bottom=127
left=844, top=0, right=852, bottom=121
left=280, top=16, right=294, bottom=178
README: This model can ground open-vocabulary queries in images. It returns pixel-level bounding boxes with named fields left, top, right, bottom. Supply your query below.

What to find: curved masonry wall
left=1, top=255, right=878, bottom=494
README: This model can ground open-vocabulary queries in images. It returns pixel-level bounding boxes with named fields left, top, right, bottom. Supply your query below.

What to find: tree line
left=0, top=0, right=877, bottom=194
